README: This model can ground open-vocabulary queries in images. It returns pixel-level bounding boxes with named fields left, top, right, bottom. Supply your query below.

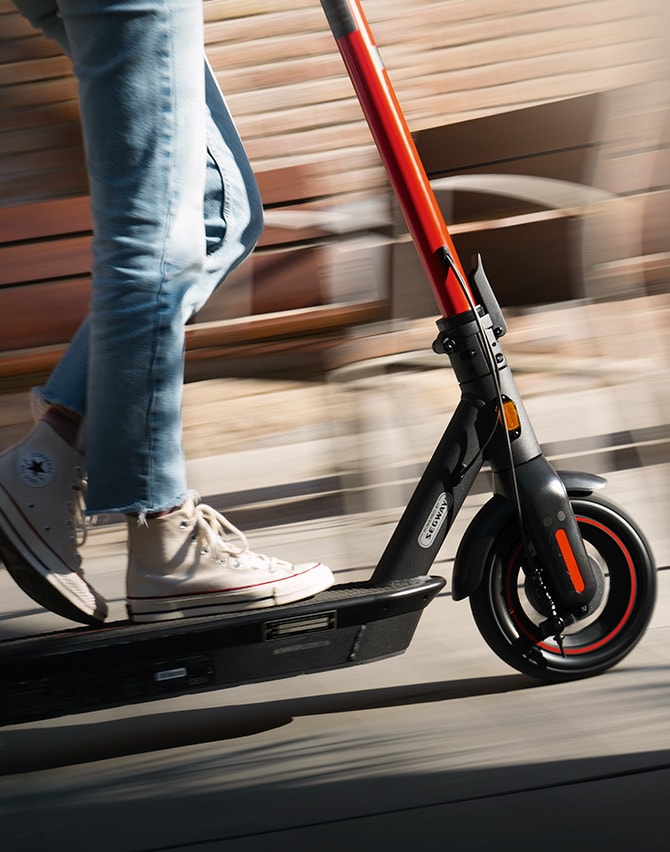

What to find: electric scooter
left=0, top=0, right=656, bottom=727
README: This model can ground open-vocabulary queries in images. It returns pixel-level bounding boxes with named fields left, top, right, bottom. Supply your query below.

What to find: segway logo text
left=418, top=492, right=452, bottom=548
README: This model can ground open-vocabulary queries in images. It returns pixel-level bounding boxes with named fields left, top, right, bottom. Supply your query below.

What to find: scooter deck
left=0, top=575, right=445, bottom=726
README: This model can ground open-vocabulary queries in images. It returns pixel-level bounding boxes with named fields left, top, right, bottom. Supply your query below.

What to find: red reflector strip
left=555, top=528, right=585, bottom=593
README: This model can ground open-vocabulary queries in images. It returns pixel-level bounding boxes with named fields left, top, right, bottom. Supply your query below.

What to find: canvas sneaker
left=126, top=495, right=334, bottom=621
left=0, top=420, right=108, bottom=625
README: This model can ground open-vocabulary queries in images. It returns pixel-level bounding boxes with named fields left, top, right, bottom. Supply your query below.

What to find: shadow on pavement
left=1, top=673, right=535, bottom=774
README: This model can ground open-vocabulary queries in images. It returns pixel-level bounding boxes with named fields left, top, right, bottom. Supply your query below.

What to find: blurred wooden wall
left=1, top=0, right=667, bottom=208
left=0, top=0, right=668, bottom=389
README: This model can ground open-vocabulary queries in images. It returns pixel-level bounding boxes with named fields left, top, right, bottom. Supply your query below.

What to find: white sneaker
left=0, top=420, right=108, bottom=625
left=126, top=495, right=334, bottom=622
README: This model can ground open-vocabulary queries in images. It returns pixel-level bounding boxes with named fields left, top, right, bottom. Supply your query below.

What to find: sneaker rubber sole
left=0, top=525, right=107, bottom=627
left=127, top=561, right=334, bottom=623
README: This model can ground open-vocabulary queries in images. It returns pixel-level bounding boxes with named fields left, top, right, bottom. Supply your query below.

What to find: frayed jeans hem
left=84, top=490, right=192, bottom=520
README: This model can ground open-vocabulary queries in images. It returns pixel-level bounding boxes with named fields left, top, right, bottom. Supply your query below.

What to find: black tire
left=469, top=494, right=657, bottom=682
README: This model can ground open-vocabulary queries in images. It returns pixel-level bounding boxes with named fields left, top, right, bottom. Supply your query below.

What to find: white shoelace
left=190, top=500, right=287, bottom=572
left=192, top=502, right=256, bottom=563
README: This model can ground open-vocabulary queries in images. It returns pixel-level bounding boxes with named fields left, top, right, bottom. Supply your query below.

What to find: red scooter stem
left=320, top=0, right=472, bottom=318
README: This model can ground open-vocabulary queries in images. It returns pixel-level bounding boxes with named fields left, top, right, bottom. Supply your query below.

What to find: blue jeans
left=12, top=0, right=264, bottom=514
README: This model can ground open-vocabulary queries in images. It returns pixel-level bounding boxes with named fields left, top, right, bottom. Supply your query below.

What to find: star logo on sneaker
left=19, top=451, right=55, bottom=487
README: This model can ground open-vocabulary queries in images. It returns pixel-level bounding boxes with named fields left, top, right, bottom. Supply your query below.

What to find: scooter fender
left=451, top=470, right=606, bottom=601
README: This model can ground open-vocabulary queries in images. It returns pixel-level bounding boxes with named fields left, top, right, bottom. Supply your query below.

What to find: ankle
left=42, top=406, right=82, bottom=448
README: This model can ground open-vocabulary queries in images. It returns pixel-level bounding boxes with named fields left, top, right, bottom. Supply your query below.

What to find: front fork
left=372, top=258, right=598, bottom=632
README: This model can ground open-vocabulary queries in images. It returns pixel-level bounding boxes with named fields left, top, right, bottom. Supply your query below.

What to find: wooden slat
left=0, top=195, right=91, bottom=242
left=0, top=121, right=82, bottom=158
left=0, top=166, right=89, bottom=203
left=0, top=237, right=91, bottom=287
left=0, top=36, right=57, bottom=64
left=0, top=300, right=388, bottom=390
left=0, top=101, right=81, bottom=135
left=0, top=278, right=88, bottom=348
left=0, top=54, right=71, bottom=86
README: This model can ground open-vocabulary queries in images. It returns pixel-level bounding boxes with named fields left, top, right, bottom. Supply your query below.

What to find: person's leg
left=1, top=0, right=100, bottom=621
left=9, top=0, right=70, bottom=52
left=34, top=63, right=265, bottom=421
left=3, top=0, right=333, bottom=625
left=2, top=0, right=208, bottom=622
left=59, top=0, right=205, bottom=516
left=9, top=0, right=264, bottom=432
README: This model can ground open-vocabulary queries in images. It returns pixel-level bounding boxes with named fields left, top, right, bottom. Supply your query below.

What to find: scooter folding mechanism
left=0, top=0, right=656, bottom=727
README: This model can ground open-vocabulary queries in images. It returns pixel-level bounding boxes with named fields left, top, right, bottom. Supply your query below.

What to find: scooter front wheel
left=469, top=494, right=657, bottom=682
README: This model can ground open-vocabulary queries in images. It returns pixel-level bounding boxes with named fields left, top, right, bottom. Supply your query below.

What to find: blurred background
left=1, top=3, right=669, bottom=848
left=1, top=0, right=669, bottom=376
left=0, top=0, right=667, bottom=560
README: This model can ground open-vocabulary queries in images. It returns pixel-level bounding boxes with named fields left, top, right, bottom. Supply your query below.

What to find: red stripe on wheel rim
left=505, top=516, right=637, bottom=656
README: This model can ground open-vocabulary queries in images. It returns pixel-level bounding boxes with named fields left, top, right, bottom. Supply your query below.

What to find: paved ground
left=0, top=295, right=668, bottom=850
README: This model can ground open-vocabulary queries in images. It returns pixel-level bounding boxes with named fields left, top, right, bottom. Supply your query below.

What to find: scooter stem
left=319, top=0, right=472, bottom=317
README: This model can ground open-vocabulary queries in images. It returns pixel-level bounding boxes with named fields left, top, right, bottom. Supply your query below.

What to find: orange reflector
left=555, top=528, right=586, bottom=593
left=498, top=399, right=521, bottom=432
